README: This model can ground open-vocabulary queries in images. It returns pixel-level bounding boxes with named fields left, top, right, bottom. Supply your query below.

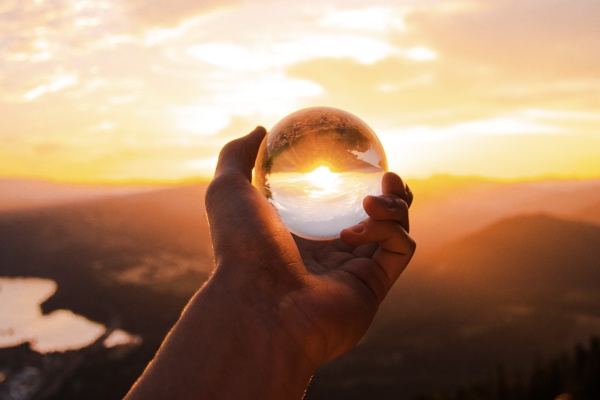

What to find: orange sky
left=2, top=0, right=600, bottom=183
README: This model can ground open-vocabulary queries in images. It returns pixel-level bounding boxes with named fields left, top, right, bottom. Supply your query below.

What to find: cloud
left=1, top=0, right=120, bottom=57
left=403, top=46, right=437, bottom=61
left=317, top=6, right=406, bottom=32
left=23, top=73, right=78, bottom=100
left=286, top=56, right=480, bottom=124
left=122, top=0, right=238, bottom=30
left=395, top=116, right=565, bottom=140
left=404, top=0, right=600, bottom=77
left=282, top=0, right=600, bottom=130
left=186, top=35, right=410, bottom=71
left=2, top=0, right=599, bottom=181
left=171, top=71, right=323, bottom=136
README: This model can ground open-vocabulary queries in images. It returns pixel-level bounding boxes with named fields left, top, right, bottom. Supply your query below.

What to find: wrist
left=127, top=260, right=323, bottom=400
left=197, top=269, right=318, bottom=399
left=151, top=265, right=318, bottom=400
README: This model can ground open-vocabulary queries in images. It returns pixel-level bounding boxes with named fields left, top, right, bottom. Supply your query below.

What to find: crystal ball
left=253, top=107, right=388, bottom=240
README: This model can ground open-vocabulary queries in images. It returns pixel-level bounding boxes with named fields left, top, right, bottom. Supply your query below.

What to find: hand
left=125, top=126, right=416, bottom=400
left=206, top=126, right=415, bottom=366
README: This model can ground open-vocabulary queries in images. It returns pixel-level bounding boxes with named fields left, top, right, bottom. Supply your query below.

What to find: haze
left=2, top=0, right=600, bottom=182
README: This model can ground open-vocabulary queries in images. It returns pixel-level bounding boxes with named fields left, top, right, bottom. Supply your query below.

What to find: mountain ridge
left=428, top=212, right=600, bottom=299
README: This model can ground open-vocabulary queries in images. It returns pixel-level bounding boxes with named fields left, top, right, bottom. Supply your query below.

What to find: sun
left=306, top=166, right=338, bottom=190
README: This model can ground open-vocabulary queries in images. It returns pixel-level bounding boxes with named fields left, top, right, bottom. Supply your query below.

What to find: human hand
left=205, top=126, right=416, bottom=367
left=125, top=126, right=416, bottom=400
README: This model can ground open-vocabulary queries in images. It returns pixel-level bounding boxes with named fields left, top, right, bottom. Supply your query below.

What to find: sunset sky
left=2, top=0, right=599, bottom=183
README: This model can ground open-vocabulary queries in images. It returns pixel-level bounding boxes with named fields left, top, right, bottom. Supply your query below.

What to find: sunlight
left=306, top=166, right=339, bottom=190
left=1, top=0, right=600, bottom=182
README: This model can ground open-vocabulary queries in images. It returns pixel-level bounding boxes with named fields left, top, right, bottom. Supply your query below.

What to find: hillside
left=0, top=183, right=216, bottom=399
left=1, top=176, right=599, bottom=399
left=0, top=183, right=214, bottom=341
left=572, top=200, right=600, bottom=226
left=408, top=176, right=600, bottom=252
left=307, top=213, right=600, bottom=400
left=0, top=178, right=157, bottom=212
left=429, top=213, right=600, bottom=295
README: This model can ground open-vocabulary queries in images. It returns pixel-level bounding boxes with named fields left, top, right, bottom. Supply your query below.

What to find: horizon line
left=2, top=172, right=600, bottom=187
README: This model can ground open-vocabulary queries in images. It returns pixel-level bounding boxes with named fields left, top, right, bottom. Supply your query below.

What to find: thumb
left=214, top=126, right=266, bottom=182
left=206, top=126, right=267, bottom=224
left=206, top=126, right=292, bottom=266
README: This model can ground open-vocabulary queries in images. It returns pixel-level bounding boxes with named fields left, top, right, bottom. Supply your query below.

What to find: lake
left=0, top=277, right=140, bottom=353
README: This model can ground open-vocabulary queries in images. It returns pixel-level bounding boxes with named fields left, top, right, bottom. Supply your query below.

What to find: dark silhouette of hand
left=205, top=126, right=415, bottom=366
left=126, top=126, right=416, bottom=400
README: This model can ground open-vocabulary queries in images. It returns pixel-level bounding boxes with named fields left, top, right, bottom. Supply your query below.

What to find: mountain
left=2, top=176, right=600, bottom=400
left=0, top=183, right=216, bottom=399
left=0, top=183, right=214, bottom=303
left=307, top=213, right=600, bottom=400
left=0, top=178, right=157, bottom=212
left=572, top=200, right=600, bottom=226
left=429, top=213, right=600, bottom=296
left=408, top=176, right=600, bottom=252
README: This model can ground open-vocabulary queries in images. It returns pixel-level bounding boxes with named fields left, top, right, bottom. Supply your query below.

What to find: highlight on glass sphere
left=253, top=106, right=388, bottom=240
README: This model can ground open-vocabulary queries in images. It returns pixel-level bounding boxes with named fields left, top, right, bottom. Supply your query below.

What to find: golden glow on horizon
left=307, top=166, right=339, bottom=191
left=1, top=0, right=600, bottom=183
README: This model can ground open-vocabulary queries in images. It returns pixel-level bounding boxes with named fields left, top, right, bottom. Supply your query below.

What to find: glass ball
left=253, top=107, right=388, bottom=240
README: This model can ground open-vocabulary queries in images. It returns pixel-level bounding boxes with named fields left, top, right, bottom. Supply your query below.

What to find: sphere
left=253, top=107, right=388, bottom=240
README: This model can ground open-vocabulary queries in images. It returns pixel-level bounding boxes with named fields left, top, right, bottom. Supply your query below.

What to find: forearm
left=124, top=270, right=316, bottom=400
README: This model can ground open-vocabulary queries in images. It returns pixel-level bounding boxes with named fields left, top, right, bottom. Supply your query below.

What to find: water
left=0, top=277, right=139, bottom=353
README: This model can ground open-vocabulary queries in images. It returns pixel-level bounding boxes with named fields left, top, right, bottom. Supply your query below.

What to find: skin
left=124, top=126, right=416, bottom=400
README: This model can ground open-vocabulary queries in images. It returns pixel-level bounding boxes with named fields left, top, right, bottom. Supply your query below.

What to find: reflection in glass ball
left=253, top=107, right=388, bottom=240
